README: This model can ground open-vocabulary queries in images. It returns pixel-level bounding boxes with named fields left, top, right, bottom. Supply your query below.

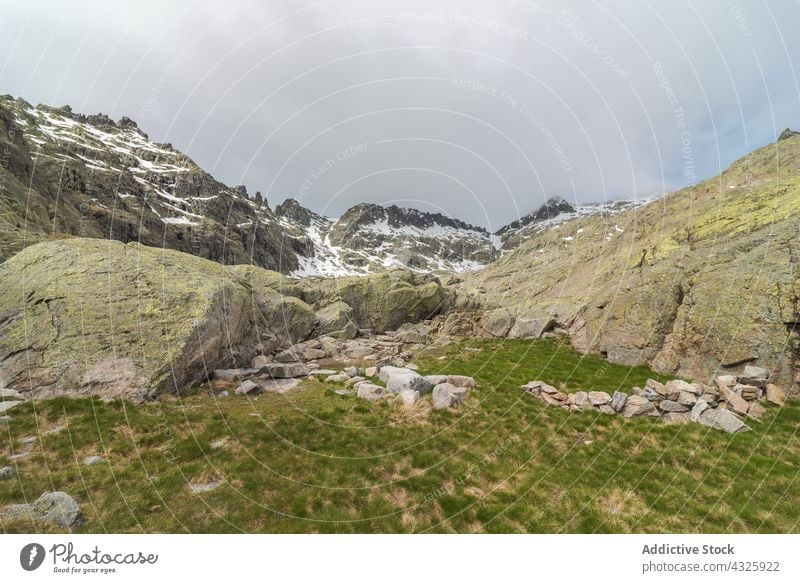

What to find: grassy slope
left=1, top=337, right=798, bottom=533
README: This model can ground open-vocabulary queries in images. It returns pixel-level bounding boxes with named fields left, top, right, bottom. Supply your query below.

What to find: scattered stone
left=334, top=389, right=351, bottom=396
left=345, top=376, right=365, bottom=387
left=235, top=380, right=260, bottom=396
left=46, top=425, right=66, bottom=435
left=573, top=391, right=590, bottom=408
left=0, top=466, right=16, bottom=480
left=739, top=365, right=769, bottom=387
left=646, top=379, right=668, bottom=396
left=588, top=391, right=611, bottom=406
left=364, top=367, right=377, bottom=377
left=217, top=391, right=229, bottom=398
left=209, top=439, right=228, bottom=450
left=677, top=391, right=698, bottom=407
left=664, top=379, right=701, bottom=396
left=446, top=375, right=477, bottom=389
left=83, top=455, right=103, bottom=466
left=735, top=384, right=761, bottom=401
left=641, top=386, right=661, bottom=401
left=346, top=346, right=376, bottom=359
left=690, top=399, right=708, bottom=422
left=659, top=400, right=689, bottom=413
left=719, top=385, right=749, bottom=416
left=521, top=380, right=558, bottom=395
left=307, top=363, right=320, bottom=371
left=9, top=452, right=30, bottom=461
left=356, top=383, right=391, bottom=401
left=397, top=390, right=420, bottom=408
left=765, top=383, right=786, bottom=406
left=188, top=481, right=222, bottom=494
left=611, top=391, right=627, bottom=412
left=699, top=393, right=717, bottom=403
left=621, top=395, right=659, bottom=418
left=432, top=383, right=469, bottom=409
left=344, top=366, right=361, bottom=377
left=309, top=369, right=338, bottom=376
left=0, top=401, right=23, bottom=414
left=20, top=436, right=37, bottom=445
left=697, top=408, right=750, bottom=433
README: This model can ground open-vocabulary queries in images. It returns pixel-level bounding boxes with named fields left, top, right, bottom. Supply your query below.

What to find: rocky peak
left=778, top=128, right=800, bottom=141
left=495, top=196, right=577, bottom=237
left=276, top=198, right=321, bottom=226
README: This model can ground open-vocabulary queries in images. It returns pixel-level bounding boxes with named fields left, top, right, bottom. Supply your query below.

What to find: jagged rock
left=345, top=376, right=365, bottom=387
left=690, top=399, right=709, bottom=422
left=397, top=390, right=420, bottom=408
left=677, top=391, right=698, bottom=407
left=659, top=400, right=689, bottom=413
left=235, top=380, right=260, bottom=396
left=588, top=391, right=611, bottom=406
left=432, top=383, right=469, bottom=409
left=521, top=380, right=558, bottom=395
left=0, top=466, right=16, bottom=480
left=719, top=385, right=749, bottom=415
left=274, top=350, right=301, bottom=363
left=482, top=308, right=515, bottom=337
left=715, top=375, right=737, bottom=391
left=646, top=379, right=666, bottom=395
left=364, top=367, right=377, bottom=377
left=641, top=386, right=662, bottom=402
left=507, top=314, right=555, bottom=339
left=765, top=383, right=786, bottom=406
left=697, top=408, right=750, bottom=433
left=611, top=391, right=627, bottom=412
left=396, top=331, right=429, bottom=344
left=739, top=365, right=769, bottom=387
left=621, top=395, right=659, bottom=418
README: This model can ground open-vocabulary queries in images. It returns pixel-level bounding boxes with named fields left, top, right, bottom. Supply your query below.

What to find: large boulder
left=432, top=382, right=469, bottom=409
left=1, top=492, right=83, bottom=529
left=697, top=408, right=750, bottom=433
left=378, top=366, right=432, bottom=394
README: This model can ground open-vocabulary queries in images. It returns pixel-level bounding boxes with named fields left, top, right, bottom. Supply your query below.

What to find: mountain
left=0, top=95, right=499, bottom=276
left=276, top=199, right=498, bottom=276
left=448, top=132, right=800, bottom=388
left=495, top=195, right=653, bottom=249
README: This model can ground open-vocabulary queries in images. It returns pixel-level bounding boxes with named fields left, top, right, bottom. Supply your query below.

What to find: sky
left=1, top=0, right=799, bottom=230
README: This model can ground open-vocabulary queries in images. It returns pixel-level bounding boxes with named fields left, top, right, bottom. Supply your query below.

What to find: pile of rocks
left=521, top=366, right=786, bottom=434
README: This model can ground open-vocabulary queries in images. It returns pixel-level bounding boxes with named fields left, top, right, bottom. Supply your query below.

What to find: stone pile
left=521, top=365, right=786, bottom=434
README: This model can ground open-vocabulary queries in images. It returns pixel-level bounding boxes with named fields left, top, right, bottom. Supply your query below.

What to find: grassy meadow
left=1, top=337, right=798, bottom=533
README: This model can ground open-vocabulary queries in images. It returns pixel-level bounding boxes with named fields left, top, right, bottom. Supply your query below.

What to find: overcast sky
left=2, top=0, right=799, bottom=230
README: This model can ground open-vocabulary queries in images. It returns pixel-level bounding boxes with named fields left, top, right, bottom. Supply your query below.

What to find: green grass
left=1, top=337, right=798, bottom=533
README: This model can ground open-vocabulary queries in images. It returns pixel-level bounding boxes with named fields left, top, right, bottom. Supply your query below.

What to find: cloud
left=1, top=0, right=798, bottom=229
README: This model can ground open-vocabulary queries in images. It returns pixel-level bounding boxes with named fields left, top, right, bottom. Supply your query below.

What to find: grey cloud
left=1, top=0, right=798, bottom=229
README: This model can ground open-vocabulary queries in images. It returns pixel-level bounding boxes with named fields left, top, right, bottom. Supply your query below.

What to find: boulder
left=735, top=384, right=761, bottom=401
left=746, top=401, right=766, bottom=420
left=251, top=355, right=270, bottom=369
left=664, top=379, right=701, bottom=396
left=0, top=466, right=15, bottom=480
left=739, top=365, right=769, bottom=387
left=715, top=375, right=737, bottom=391
left=573, top=391, right=590, bottom=408
left=507, top=314, right=555, bottom=339
left=482, top=308, right=515, bottom=337
left=588, top=391, right=611, bottom=406
left=425, top=375, right=449, bottom=386
left=521, top=380, right=558, bottom=395
left=610, top=391, right=627, bottom=412
left=379, top=366, right=432, bottom=395
left=446, top=375, right=477, bottom=389
left=325, top=374, right=350, bottom=383
left=661, top=411, right=691, bottom=424
left=213, top=368, right=259, bottom=382
left=364, top=367, right=378, bottom=377
left=396, top=331, right=429, bottom=344
left=646, top=379, right=668, bottom=396
left=315, top=301, right=358, bottom=339
left=264, top=363, right=309, bottom=379
left=621, top=395, right=659, bottom=418
left=1, top=492, right=84, bottom=529
left=344, top=366, right=361, bottom=377
left=765, top=383, right=786, bottom=406
left=235, top=380, right=260, bottom=396
left=697, top=408, right=750, bottom=433
left=677, top=391, right=698, bottom=407
left=397, top=390, right=420, bottom=408
left=597, top=404, right=616, bottom=415
left=257, top=378, right=300, bottom=394
left=274, top=349, right=301, bottom=363
left=432, top=383, right=469, bottom=409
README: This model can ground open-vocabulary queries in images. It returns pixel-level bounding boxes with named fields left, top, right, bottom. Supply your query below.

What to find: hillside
left=452, top=134, right=800, bottom=388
